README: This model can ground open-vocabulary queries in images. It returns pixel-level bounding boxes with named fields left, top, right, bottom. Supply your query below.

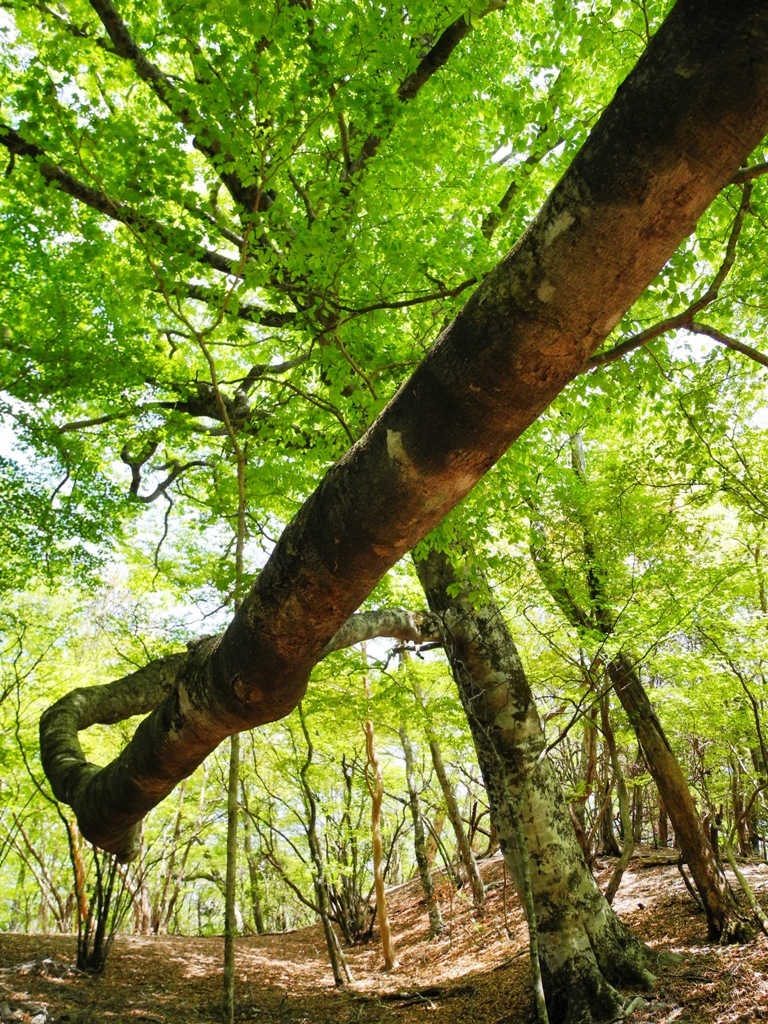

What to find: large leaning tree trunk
left=40, top=2, right=768, bottom=863
left=415, top=547, right=654, bottom=1024
left=529, top=432, right=751, bottom=941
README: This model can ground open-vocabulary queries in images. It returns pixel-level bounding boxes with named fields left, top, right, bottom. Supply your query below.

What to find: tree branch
left=732, top=161, right=768, bottom=184
left=123, top=456, right=210, bottom=504
left=182, top=283, right=299, bottom=327
left=688, top=321, right=768, bottom=370
left=482, top=131, right=565, bottom=242
left=321, top=608, right=440, bottom=656
left=0, top=125, right=239, bottom=277
left=347, top=2, right=507, bottom=178
left=398, top=2, right=507, bottom=103
left=87, top=0, right=269, bottom=213
left=335, top=277, right=477, bottom=319
left=39, top=607, right=440, bottom=857
left=239, top=353, right=311, bottom=393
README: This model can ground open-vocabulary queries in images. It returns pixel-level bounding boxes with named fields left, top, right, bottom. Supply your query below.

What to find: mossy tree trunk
left=415, top=548, right=654, bottom=1024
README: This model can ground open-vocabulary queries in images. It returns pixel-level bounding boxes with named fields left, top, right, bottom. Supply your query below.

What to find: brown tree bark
left=607, top=655, right=750, bottom=940
left=40, top=1, right=768, bottom=862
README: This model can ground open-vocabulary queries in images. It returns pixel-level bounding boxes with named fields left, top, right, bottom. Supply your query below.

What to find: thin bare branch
left=336, top=277, right=476, bottom=319
left=688, top=321, right=768, bottom=370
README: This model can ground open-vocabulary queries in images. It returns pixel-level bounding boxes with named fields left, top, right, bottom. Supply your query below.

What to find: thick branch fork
left=39, top=0, right=768, bottom=860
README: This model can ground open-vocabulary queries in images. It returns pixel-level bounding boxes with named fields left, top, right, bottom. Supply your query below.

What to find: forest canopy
left=2, top=1, right=768, bottom=1022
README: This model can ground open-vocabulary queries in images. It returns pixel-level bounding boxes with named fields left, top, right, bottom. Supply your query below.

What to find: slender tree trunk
left=223, top=734, right=240, bottom=1024
left=150, top=781, right=186, bottom=933
left=724, top=844, right=768, bottom=935
left=601, top=695, right=634, bottom=905
left=364, top=698, right=398, bottom=969
left=424, top=809, right=446, bottom=871
left=730, top=758, right=751, bottom=858
left=240, top=792, right=266, bottom=935
left=658, top=795, right=669, bottom=849
left=163, top=771, right=209, bottom=934
left=298, top=705, right=351, bottom=986
left=574, top=705, right=598, bottom=843
left=399, top=722, right=443, bottom=940
left=596, top=732, right=621, bottom=858
left=66, top=818, right=90, bottom=928
left=134, top=865, right=152, bottom=936
left=631, top=772, right=644, bottom=845
left=416, top=548, right=653, bottom=1024
left=530, top=430, right=752, bottom=942
left=413, top=679, right=485, bottom=908
left=607, top=654, right=751, bottom=940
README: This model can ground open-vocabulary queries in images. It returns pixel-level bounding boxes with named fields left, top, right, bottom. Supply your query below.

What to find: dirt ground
left=1, top=850, right=768, bottom=1024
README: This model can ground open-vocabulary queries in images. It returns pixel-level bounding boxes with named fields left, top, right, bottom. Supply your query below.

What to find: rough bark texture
left=40, top=0, right=768, bottom=859
left=415, top=548, right=653, bottom=1024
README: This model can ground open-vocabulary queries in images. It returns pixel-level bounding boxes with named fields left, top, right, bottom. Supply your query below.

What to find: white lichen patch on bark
left=386, top=429, right=407, bottom=464
left=169, top=682, right=194, bottom=740
left=537, top=279, right=556, bottom=303
left=544, top=209, right=575, bottom=245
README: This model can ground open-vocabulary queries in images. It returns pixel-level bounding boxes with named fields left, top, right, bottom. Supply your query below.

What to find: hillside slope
left=1, top=851, right=767, bottom=1023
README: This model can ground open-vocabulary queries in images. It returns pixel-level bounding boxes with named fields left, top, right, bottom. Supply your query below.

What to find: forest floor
left=1, top=848, right=768, bottom=1024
